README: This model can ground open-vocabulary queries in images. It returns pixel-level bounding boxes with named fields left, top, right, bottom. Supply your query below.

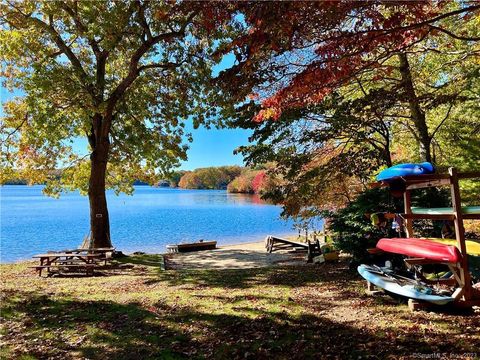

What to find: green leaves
left=1, top=1, right=231, bottom=195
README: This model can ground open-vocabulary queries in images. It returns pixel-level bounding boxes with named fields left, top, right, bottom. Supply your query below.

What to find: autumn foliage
left=176, top=166, right=272, bottom=195
left=177, top=166, right=242, bottom=190
left=217, top=2, right=479, bottom=121
left=224, top=1, right=480, bottom=223
left=251, top=171, right=266, bottom=193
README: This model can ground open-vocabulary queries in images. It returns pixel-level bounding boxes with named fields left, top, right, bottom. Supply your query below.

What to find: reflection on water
left=0, top=186, right=296, bottom=262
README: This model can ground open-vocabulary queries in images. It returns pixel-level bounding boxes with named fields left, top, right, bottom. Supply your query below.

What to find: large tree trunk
left=398, top=52, right=432, bottom=163
left=380, top=122, right=393, bottom=167
left=88, top=116, right=112, bottom=248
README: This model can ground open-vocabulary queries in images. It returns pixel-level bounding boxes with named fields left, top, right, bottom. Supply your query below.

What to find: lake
left=0, top=185, right=297, bottom=262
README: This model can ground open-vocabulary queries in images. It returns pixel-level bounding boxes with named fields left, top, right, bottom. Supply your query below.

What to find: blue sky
left=179, top=52, right=252, bottom=170
left=65, top=126, right=252, bottom=171
left=179, top=125, right=252, bottom=170
left=1, top=54, right=253, bottom=171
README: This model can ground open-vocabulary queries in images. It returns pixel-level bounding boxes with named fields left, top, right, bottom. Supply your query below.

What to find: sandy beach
left=164, top=239, right=306, bottom=270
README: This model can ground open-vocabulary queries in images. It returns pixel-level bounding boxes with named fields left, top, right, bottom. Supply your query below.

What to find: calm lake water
left=0, top=185, right=297, bottom=262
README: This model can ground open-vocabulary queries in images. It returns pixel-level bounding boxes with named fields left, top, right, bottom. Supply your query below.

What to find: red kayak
left=376, top=238, right=462, bottom=263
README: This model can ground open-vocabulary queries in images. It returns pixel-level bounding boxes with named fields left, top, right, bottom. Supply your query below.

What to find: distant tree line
left=3, top=166, right=274, bottom=195
left=176, top=165, right=274, bottom=194
left=3, top=179, right=28, bottom=185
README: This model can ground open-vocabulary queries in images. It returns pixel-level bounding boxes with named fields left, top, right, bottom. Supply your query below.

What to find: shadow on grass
left=1, top=290, right=185, bottom=359
left=1, top=289, right=476, bottom=360
left=154, top=261, right=357, bottom=290
left=26, top=254, right=345, bottom=287
left=114, top=253, right=165, bottom=268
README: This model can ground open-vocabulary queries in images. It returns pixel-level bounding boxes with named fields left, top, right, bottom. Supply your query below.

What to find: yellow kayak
left=422, top=238, right=480, bottom=256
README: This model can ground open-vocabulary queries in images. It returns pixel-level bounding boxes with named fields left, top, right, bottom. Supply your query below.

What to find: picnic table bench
left=31, top=249, right=113, bottom=276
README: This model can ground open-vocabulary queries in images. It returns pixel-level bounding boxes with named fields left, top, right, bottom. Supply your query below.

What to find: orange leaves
left=154, top=9, right=169, bottom=22
left=253, top=105, right=281, bottom=123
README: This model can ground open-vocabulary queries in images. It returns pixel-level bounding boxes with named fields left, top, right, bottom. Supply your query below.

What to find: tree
left=227, top=168, right=259, bottom=194
left=218, top=1, right=480, bottom=162
left=177, top=166, right=242, bottom=190
left=166, top=170, right=187, bottom=188
left=233, top=92, right=394, bottom=216
left=178, top=171, right=201, bottom=189
left=1, top=1, right=231, bottom=247
left=251, top=171, right=266, bottom=194
left=223, top=1, right=479, bottom=221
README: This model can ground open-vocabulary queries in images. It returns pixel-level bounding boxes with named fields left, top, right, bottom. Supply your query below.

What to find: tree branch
left=137, top=60, right=186, bottom=72
left=320, top=5, right=480, bottom=44
left=428, top=24, right=480, bottom=42
left=59, top=3, right=101, bottom=54
left=136, top=0, right=152, bottom=42
left=103, top=11, right=198, bottom=137
left=430, top=102, right=454, bottom=140
left=0, top=114, right=28, bottom=146
left=59, top=3, right=109, bottom=100
left=23, top=13, right=97, bottom=101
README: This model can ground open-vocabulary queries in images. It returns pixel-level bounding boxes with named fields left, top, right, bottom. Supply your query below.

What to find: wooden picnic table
left=31, top=252, right=102, bottom=276
left=66, top=247, right=115, bottom=253
left=62, top=247, right=115, bottom=264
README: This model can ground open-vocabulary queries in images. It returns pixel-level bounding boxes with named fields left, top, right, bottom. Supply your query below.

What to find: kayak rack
left=370, top=168, right=480, bottom=310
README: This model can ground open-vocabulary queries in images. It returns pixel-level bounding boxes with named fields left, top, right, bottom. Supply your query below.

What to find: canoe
left=358, top=264, right=455, bottom=305
left=376, top=238, right=462, bottom=263
left=411, top=206, right=480, bottom=215
left=421, top=238, right=480, bottom=257
left=376, top=162, right=435, bottom=181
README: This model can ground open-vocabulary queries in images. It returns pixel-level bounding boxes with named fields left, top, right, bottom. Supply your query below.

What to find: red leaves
left=190, top=2, right=237, bottom=35
left=218, top=2, right=454, bottom=122
left=252, top=171, right=266, bottom=193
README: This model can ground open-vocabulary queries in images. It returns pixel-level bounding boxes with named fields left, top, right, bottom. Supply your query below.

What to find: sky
left=179, top=126, right=252, bottom=170
left=65, top=125, right=252, bottom=171
left=181, top=52, right=253, bottom=170
left=0, top=54, right=254, bottom=171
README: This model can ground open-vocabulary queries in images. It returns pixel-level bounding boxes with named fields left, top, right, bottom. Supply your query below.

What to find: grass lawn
left=1, top=255, right=479, bottom=359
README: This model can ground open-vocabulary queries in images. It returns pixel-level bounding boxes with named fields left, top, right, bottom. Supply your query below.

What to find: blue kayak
left=358, top=264, right=455, bottom=305
left=376, top=162, right=435, bottom=181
